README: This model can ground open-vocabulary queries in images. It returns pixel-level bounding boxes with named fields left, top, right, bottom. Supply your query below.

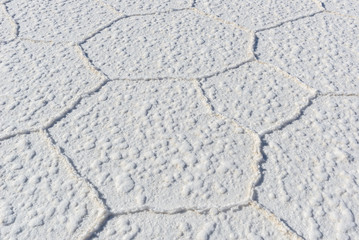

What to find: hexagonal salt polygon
left=200, top=61, right=313, bottom=134
left=257, top=96, right=359, bottom=239
left=49, top=80, right=256, bottom=211
left=82, top=10, right=251, bottom=80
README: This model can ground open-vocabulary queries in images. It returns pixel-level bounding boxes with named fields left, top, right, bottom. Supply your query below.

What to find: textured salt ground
left=0, top=4, right=14, bottom=42
left=0, top=0, right=359, bottom=239
left=0, top=133, right=102, bottom=239
left=94, top=206, right=287, bottom=239
left=100, top=0, right=192, bottom=14
left=200, top=61, right=314, bottom=134
left=257, top=96, right=359, bottom=239
left=49, top=80, right=257, bottom=211
left=195, top=0, right=320, bottom=30
left=6, top=0, right=119, bottom=42
left=0, top=40, right=103, bottom=139
left=82, top=10, right=251, bottom=79
left=322, top=0, right=359, bottom=17
left=256, top=13, right=359, bottom=93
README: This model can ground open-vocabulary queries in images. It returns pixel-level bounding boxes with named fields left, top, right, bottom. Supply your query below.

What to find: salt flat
left=0, top=0, right=358, bottom=239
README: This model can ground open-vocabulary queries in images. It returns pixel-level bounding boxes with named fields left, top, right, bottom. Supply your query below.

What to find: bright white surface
left=1, top=0, right=358, bottom=239
left=257, top=97, right=359, bottom=239
left=49, top=80, right=256, bottom=211
left=200, top=61, right=313, bottom=134
left=0, top=133, right=102, bottom=239
left=0, top=5, right=13, bottom=42
left=6, top=0, right=119, bottom=42
left=82, top=11, right=250, bottom=79
left=94, top=206, right=287, bottom=239
left=195, top=0, right=320, bottom=30
left=0, top=41, right=103, bottom=138
left=323, top=0, right=359, bottom=16
left=102, top=0, right=192, bottom=14
left=256, top=13, right=359, bottom=93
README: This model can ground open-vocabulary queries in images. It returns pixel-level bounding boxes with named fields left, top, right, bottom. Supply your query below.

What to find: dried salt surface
left=323, top=0, right=359, bottom=17
left=49, top=80, right=256, bottom=211
left=0, top=5, right=13, bottom=42
left=102, top=0, right=192, bottom=14
left=1, top=0, right=359, bottom=239
left=257, top=97, right=359, bottom=239
left=82, top=10, right=250, bottom=80
left=94, top=206, right=286, bottom=240
left=0, top=133, right=101, bottom=239
left=256, top=13, right=359, bottom=93
left=200, top=61, right=313, bottom=134
left=6, top=0, right=119, bottom=42
left=0, top=40, right=103, bottom=139
left=195, top=0, right=320, bottom=30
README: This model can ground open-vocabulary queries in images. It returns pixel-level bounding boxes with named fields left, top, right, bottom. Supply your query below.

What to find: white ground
left=0, top=0, right=358, bottom=239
